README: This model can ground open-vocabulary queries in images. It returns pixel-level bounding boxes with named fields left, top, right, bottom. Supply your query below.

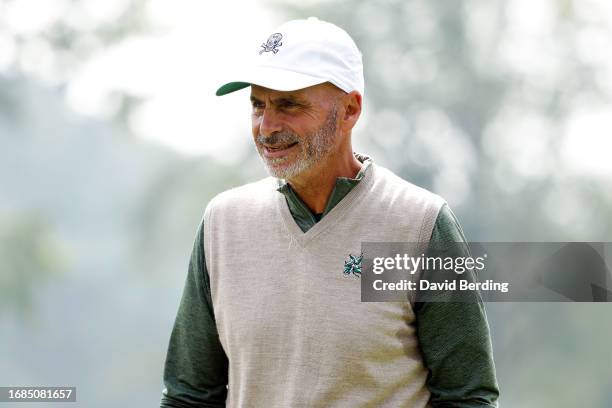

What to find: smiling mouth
left=263, top=142, right=299, bottom=158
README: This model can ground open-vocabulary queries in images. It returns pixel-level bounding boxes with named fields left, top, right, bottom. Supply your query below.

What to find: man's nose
left=259, top=108, right=283, bottom=137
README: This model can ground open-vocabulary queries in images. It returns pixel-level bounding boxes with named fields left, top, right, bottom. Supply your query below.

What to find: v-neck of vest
left=276, top=163, right=376, bottom=247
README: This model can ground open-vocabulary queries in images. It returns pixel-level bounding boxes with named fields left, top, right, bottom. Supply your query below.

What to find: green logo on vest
left=343, top=253, right=363, bottom=277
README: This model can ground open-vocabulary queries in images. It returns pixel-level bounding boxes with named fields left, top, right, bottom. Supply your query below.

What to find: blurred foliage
left=0, top=212, right=64, bottom=319
left=0, top=74, right=252, bottom=407
left=127, top=156, right=250, bottom=279
left=0, top=0, right=153, bottom=126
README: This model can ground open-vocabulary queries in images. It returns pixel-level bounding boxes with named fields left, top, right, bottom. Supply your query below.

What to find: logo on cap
left=259, top=33, right=283, bottom=55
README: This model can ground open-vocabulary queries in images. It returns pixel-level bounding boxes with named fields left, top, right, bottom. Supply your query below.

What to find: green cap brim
left=216, top=82, right=251, bottom=96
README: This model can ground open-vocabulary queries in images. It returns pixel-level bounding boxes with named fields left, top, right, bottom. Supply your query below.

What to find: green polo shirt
left=160, top=156, right=500, bottom=407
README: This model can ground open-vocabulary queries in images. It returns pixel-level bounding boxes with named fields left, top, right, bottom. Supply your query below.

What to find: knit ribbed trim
left=276, top=162, right=376, bottom=247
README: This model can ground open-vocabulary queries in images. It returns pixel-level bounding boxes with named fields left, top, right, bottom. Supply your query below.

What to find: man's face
left=250, top=83, right=342, bottom=180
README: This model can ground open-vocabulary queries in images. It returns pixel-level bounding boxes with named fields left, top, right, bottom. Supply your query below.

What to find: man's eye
left=280, top=101, right=299, bottom=109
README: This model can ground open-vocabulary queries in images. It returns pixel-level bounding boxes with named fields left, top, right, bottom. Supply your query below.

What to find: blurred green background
left=1, top=0, right=611, bottom=407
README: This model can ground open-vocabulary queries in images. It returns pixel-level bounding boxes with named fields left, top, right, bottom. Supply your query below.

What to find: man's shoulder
left=206, top=176, right=278, bottom=213
left=372, top=163, right=446, bottom=208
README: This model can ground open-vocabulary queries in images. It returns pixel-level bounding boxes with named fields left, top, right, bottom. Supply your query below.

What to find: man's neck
left=286, top=151, right=362, bottom=214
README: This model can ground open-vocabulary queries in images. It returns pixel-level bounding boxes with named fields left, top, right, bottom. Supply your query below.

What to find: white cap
left=216, top=17, right=364, bottom=96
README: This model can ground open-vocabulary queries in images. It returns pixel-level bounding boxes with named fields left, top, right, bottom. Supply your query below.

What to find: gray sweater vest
left=204, top=162, right=445, bottom=408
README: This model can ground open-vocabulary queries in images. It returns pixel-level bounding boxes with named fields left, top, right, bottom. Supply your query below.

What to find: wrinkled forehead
left=250, top=82, right=343, bottom=102
left=250, top=85, right=305, bottom=101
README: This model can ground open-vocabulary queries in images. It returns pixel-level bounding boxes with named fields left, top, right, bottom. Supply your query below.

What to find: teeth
left=266, top=142, right=296, bottom=151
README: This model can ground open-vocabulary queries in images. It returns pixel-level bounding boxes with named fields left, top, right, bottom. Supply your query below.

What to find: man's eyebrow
left=249, top=94, right=308, bottom=106
left=272, top=95, right=307, bottom=105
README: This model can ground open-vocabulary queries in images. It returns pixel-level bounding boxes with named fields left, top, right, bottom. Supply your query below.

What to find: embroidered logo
left=343, top=253, right=364, bottom=278
left=259, top=33, right=283, bottom=54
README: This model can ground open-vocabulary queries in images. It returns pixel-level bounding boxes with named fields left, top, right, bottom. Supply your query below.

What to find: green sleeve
left=160, top=221, right=228, bottom=408
left=414, top=204, right=500, bottom=407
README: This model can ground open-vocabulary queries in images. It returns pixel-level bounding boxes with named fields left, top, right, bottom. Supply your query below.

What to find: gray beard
left=256, top=105, right=338, bottom=180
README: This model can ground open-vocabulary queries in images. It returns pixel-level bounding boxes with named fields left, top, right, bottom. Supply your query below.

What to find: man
left=160, top=17, right=499, bottom=407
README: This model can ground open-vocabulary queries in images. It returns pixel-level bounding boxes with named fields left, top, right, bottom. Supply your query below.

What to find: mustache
left=256, top=132, right=299, bottom=146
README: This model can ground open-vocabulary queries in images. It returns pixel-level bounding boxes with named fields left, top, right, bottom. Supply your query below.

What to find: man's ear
left=340, top=91, right=362, bottom=132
